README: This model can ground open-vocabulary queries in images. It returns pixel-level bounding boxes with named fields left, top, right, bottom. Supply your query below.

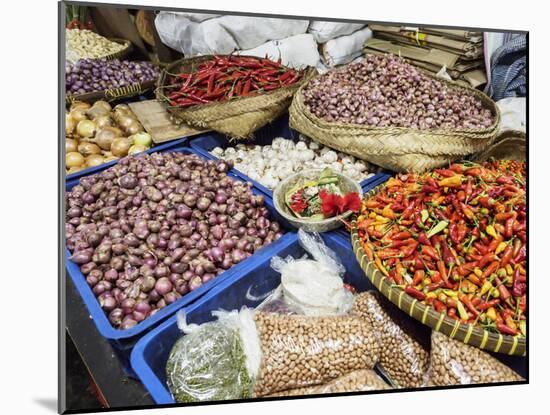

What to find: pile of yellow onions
left=65, top=100, right=153, bottom=174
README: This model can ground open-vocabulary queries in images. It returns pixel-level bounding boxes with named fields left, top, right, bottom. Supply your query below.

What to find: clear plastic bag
left=253, top=311, right=379, bottom=396
left=266, top=369, right=391, bottom=397
left=269, top=229, right=354, bottom=316
left=166, top=309, right=260, bottom=403
left=352, top=291, right=431, bottom=388
left=427, top=331, right=524, bottom=386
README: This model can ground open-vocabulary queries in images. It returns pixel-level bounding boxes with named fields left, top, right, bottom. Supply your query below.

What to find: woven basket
left=156, top=55, right=316, bottom=139
left=289, top=73, right=501, bottom=173
left=470, top=130, right=526, bottom=163
left=272, top=169, right=363, bottom=232
left=66, top=79, right=156, bottom=105
left=100, top=38, right=133, bottom=61
left=350, top=183, right=526, bottom=356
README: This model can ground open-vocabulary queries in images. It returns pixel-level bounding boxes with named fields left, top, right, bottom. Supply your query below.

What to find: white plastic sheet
left=308, top=21, right=366, bottom=43
left=321, top=26, right=373, bottom=67
left=155, top=12, right=309, bottom=56
left=236, top=34, right=320, bottom=69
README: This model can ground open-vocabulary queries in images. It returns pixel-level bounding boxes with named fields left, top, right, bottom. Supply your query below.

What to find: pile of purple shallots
left=303, top=54, right=494, bottom=130
left=66, top=152, right=284, bottom=329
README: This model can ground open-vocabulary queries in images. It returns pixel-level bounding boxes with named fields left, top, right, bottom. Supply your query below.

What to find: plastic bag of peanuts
left=265, top=369, right=391, bottom=397
left=426, top=331, right=524, bottom=386
left=352, top=291, right=431, bottom=388
left=166, top=307, right=380, bottom=402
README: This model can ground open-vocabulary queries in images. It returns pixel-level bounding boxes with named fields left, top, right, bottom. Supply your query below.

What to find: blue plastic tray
left=65, top=146, right=298, bottom=374
left=130, top=233, right=378, bottom=404
left=189, top=114, right=391, bottom=197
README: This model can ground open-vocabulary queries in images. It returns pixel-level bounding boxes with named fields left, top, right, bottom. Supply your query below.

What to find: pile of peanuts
left=352, top=292, right=431, bottom=388
left=252, top=311, right=379, bottom=396
left=428, top=332, right=524, bottom=386
left=66, top=29, right=126, bottom=60
left=265, top=369, right=390, bottom=397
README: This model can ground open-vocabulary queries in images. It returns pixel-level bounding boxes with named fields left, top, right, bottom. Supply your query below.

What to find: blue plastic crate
left=190, top=114, right=391, bottom=198
left=130, top=233, right=378, bottom=404
left=65, top=146, right=298, bottom=375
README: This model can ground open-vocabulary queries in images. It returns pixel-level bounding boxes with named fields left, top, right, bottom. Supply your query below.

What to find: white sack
left=496, top=97, right=526, bottom=133
left=321, top=26, right=373, bottom=67
left=155, top=12, right=309, bottom=56
left=236, top=34, right=320, bottom=69
left=308, top=21, right=366, bottom=43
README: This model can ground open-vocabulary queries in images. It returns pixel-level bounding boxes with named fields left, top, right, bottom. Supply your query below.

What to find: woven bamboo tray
left=156, top=55, right=315, bottom=138
left=65, top=79, right=156, bottom=104
left=101, top=38, right=133, bottom=61
left=289, top=68, right=501, bottom=173
left=350, top=183, right=526, bottom=356
left=470, top=130, right=526, bottom=163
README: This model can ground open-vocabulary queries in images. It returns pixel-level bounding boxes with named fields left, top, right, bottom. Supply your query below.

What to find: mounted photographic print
left=60, top=1, right=527, bottom=412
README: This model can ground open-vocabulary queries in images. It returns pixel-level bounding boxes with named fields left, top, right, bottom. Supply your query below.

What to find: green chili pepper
left=426, top=220, right=449, bottom=238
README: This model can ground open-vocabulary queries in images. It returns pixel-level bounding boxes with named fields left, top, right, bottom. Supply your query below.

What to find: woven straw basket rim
left=66, top=79, right=156, bottom=104
left=156, top=55, right=316, bottom=137
left=351, top=183, right=526, bottom=356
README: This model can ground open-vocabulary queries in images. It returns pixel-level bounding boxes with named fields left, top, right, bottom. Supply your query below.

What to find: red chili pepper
left=477, top=299, right=500, bottom=311
left=482, top=261, right=500, bottom=279
left=417, top=231, right=431, bottom=246
left=392, top=231, right=413, bottom=240
left=421, top=245, right=439, bottom=261
left=437, top=260, right=449, bottom=283
left=405, top=286, right=426, bottom=300
left=474, top=242, right=489, bottom=255
left=495, top=212, right=515, bottom=222
left=478, top=252, right=495, bottom=268
left=242, top=79, right=251, bottom=96
left=427, top=281, right=445, bottom=292
left=459, top=294, right=479, bottom=317
left=499, top=245, right=514, bottom=268
left=434, top=299, right=447, bottom=313
left=412, top=270, right=425, bottom=286
left=496, top=322, right=518, bottom=336
left=448, top=307, right=457, bottom=319
left=435, top=168, right=456, bottom=177
left=449, top=223, right=459, bottom=245
left=512, top=267, right=526, bottom=297
left=377, top=248, right=401, bottom=259
left=495, top=277, right=512, bottom=302
left=505, top=218, right=515, bottom=239
left=465, top=167, right=481, bottom=176
left=513, top=245, right=526, bottom=264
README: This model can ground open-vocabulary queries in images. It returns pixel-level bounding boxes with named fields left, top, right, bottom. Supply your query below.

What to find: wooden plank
left=128, top=99, right=207, bottom=144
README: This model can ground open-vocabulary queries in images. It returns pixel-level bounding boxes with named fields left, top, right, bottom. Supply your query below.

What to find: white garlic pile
left=209, top=135, right=376, bottom=190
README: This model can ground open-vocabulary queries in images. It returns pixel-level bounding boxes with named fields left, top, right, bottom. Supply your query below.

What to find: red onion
left=188, top=276, right=203, bottom=291
left=155, top=277, right=172, bottom=295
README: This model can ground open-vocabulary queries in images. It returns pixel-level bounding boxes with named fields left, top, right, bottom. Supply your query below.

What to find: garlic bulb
left=208, top=135, right=374, bottom=190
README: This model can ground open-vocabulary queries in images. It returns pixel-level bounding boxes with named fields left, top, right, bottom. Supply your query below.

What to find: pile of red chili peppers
left=162, top=55, right=304, bottom=108
left=357, top=160, right=526, bottom=337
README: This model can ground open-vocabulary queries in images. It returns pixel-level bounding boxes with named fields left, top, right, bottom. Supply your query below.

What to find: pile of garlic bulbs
left=210, top=135, right=376, bottom=190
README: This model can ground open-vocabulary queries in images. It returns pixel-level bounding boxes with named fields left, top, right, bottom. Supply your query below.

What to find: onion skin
left=65, top=152, right=283, bottom=329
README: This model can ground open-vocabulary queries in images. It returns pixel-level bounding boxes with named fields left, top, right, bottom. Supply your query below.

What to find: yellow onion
left=94, top=100, right=112, bottom=112
left=66, top=152, right=85, bottom=168
left=95, top=127, right=122, bottom=150
left=66, top=138, right=78, bottom=153
left=67, top=165, right=86, bottom=174
left=114, top=103, right=130, bottom=112
left=128, top=144, right=148, bottom=155
left=87, top=105, right=111, bottom=120
left=130, top=132, right=152, bottom=148
left=78, top=142, right=102, bottom=157
left=104, top=155, right=119, bottom=162
left=111, top=137, right=133, bottom=157
left=117, top=114, right=136, bottom=130
left=126, top=120, right=144, bottom=135
left=70, top=101, right=91, bottom=112
left=70, top=108, right=88, bottom=123
left=66, top=113, right=77, bottom=135
left=85, top=154, right=105, bottom=167
left=95, top=115, right=113, bottom=129
left=77, top=120, right=96, bottom=138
